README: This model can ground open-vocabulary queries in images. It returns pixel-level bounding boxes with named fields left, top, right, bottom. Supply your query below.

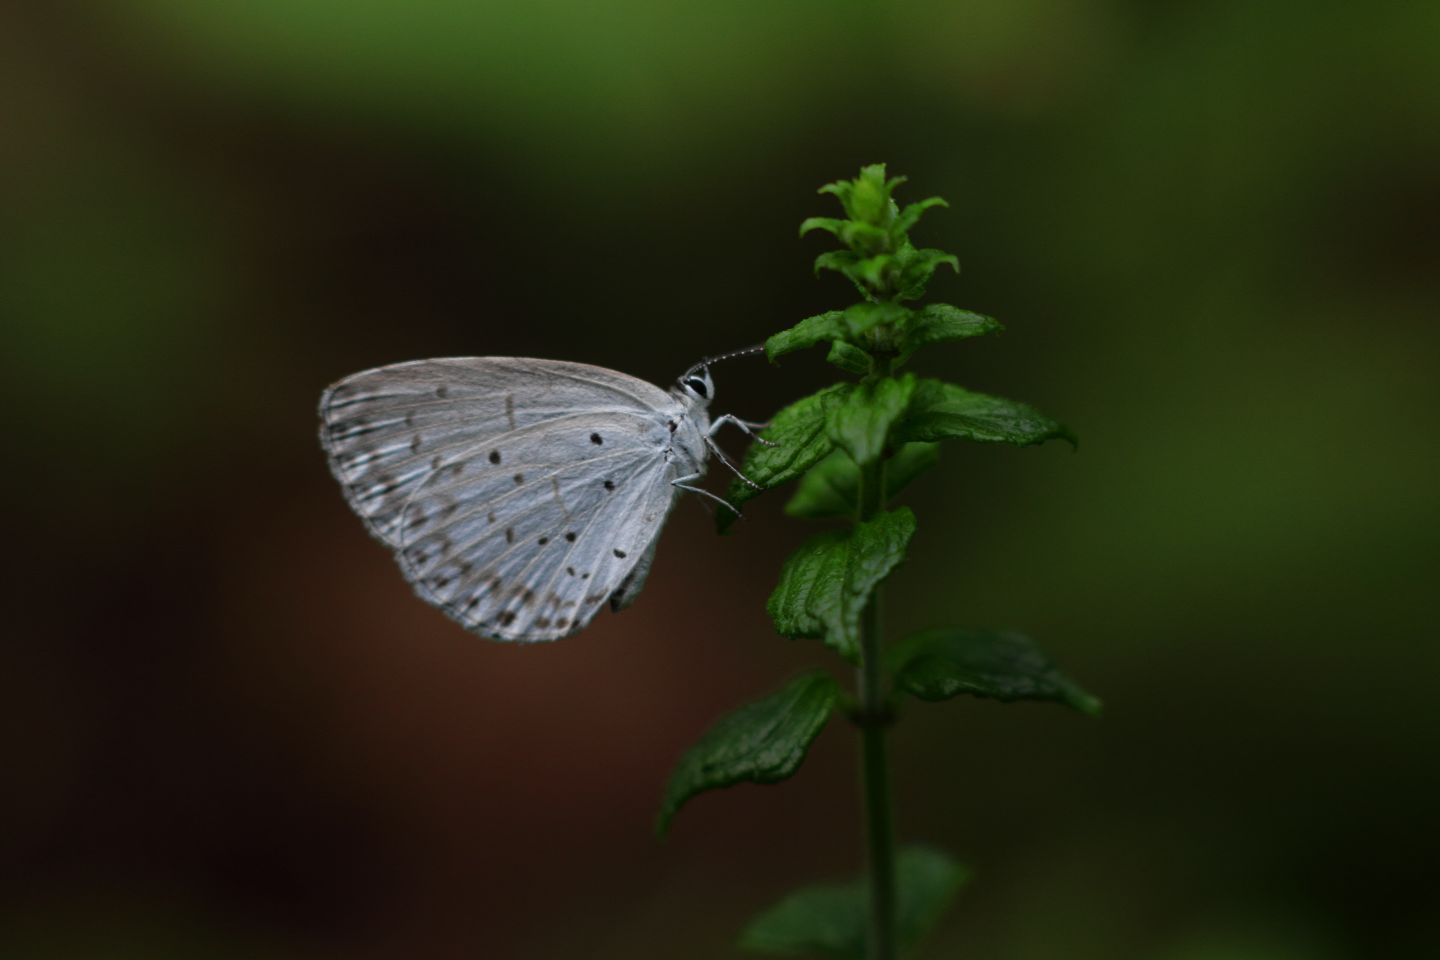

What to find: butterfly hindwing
left=396, top=413, right=678, bottom=641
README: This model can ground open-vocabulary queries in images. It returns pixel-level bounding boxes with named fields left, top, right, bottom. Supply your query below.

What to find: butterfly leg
left=709, top=414, right=777, bottom=447
left=673, top=472, right=742, bottom=518
left=702, top=434, right=764, bottom=491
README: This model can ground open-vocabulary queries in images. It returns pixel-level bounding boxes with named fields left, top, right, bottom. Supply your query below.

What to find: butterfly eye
left=683, top=376, right=709, bottom=398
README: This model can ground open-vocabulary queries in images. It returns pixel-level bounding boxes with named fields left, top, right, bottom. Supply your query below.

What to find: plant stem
left=857, top=450, right=895, bottom=960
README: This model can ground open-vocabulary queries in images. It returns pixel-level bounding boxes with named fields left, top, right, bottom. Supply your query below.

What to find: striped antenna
left=698, top=344, right=766, bottom=368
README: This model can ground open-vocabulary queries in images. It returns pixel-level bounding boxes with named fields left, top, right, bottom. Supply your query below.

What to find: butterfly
left=318, top=354, right=768, bottom=642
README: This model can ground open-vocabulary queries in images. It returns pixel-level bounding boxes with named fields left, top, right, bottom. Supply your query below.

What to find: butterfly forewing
left=319, top=358, right=689, bottom=641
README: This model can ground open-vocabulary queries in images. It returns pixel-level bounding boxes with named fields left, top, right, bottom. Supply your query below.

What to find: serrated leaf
left=894, top=245, right=959, bottom=300
left=739, top=846, right=968, bottom=958
left=842, top=301, right=911, bottom=338
left=888, top=628, right=1101, bottom=714
left=814, top=250, right=870, bottom=298
left=826, top=374, right=918, bottom=466
left=853, top=254, right=893, bottom=290
left=893, top=196, right=948, bottom=236
left=799, top=217, right=844, bottom=238
left=785, top=443, right=939, bottom=519
left=657, top=672, right=840, bottom=835
left=826, top=340, right=872, bottom=375
left=817, top=179, right=853, bottom=206
left=838, top=220, right=890, bottom=255
left=719, top=384, right=853, bottom=531
left=813, top=249, right=859, bottom=278
left=766, top=508, right=915, bottom=661
left=847, top=164, right=891, bottom=224
left=766, top=311, right=846, bottom=362
left=896, top=304, right=1003, bottom=362
left=894, top=379, right=1075, bottom=448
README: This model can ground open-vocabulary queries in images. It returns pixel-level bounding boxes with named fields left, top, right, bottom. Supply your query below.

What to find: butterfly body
left=320, top=357, right=716, bottom=642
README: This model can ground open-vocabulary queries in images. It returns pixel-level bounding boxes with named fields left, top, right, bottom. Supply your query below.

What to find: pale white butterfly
left=318, top=353, right=768, bottom=642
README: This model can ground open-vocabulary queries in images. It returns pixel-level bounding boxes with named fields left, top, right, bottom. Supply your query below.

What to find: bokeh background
left=4, top=1, right=1437, bottom=957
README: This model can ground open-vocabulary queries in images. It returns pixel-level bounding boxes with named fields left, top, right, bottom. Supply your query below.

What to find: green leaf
left=894, top=379, right=1075, bottom=448
left=766, top=508, right=916, bottom=661
left=799, top=217, right=844, bottom=238
left=893, top=245, right=959, bottom=299
left=825, top=340, right=872, bottom=376
left=852, top=254, right=893, bottom=290
left=838, top=220, right=890, bottom=255
left=893, top=196, right=948, bottom=236
left=841, top=301, right=910, bottom=338
left=894, top=846, right=968, bottom=952
left=826, top=373, right=918, bottom=467
left=847, top=164, right=891, bottom=225
left=657, top=672, right=840, bottom=835
left=719, top=383, right=853, bottom=531
left=813, top=249, right=859, bottom=278
left=896, top=304, right=1003, bottom=361
left=785, top=443, right=939, bottom=520
left=739, top=846, right=968, bottom=958
left=813, top=250, right=870, bottom=297
left=817, top=178, right=853, bottom=208
left=885, top=441, right=941, bottom=495
left=888, top=628, right=1101, bottom=715
left=766, top=311, right=846, bottom=362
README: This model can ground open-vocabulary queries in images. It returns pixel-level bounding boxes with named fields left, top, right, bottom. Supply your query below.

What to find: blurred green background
left=4, top=1, right=1437, bottom=957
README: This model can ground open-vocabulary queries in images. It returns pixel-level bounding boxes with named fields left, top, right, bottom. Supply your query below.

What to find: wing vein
left=492, top=460, right=669, bottom=637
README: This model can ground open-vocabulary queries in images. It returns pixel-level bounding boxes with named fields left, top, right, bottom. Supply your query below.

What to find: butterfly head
left=676, top=346, right=766, bottom=407
left=677, top=365, right=715, bottom=407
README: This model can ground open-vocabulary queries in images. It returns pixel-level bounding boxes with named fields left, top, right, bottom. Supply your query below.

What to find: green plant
left=658, top=165, right=1098, bottom=959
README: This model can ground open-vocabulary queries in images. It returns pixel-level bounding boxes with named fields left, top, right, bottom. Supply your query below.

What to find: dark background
left=4, top=2, right=1437, bottom=958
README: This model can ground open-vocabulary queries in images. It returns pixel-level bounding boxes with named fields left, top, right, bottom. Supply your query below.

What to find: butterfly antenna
left=700, top=344, right=767, bottom=368
left=684, top=344, right=766, bottom=379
